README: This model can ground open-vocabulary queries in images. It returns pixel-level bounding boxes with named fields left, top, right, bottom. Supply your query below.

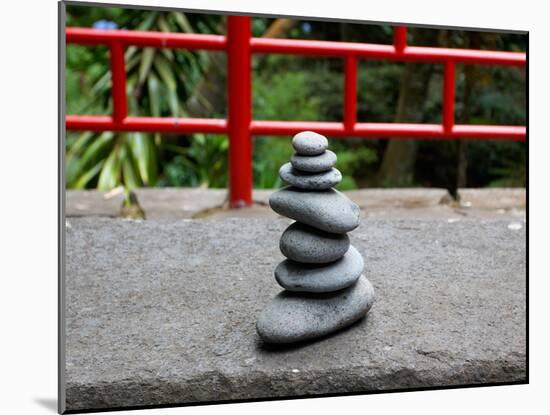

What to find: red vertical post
left=109, top=41, right=128, bottom=125
left=344, top=55, right=357, bottom=133
left=443, top=60, right=456, bottom=135
left=227, top=16, right=253, bottom=208
left=393, top=26, right=407, bottom=54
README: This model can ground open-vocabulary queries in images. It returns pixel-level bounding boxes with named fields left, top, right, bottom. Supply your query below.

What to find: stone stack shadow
left=256, top=131, right=375, bottom=344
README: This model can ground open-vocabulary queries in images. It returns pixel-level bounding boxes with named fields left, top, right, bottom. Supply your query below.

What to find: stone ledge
left=66, top=188, right=527, bottom=221
left=64, top=217, right=526, bottom=411
left=457, top=188, right=526, bottom=210
left=67, top=188, right=455, bottom=219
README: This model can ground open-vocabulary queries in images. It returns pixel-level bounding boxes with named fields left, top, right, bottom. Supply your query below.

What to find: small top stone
left=292, top=131, right=328, bottom=156
left=291, top=150, right=337, bottom=173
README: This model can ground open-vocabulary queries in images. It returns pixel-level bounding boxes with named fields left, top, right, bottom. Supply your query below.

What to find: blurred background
left=65, top=5, right=526, bottom=200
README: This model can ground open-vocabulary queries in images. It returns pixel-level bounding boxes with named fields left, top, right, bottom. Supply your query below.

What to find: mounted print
left=59, top=1, right=527, bottom=413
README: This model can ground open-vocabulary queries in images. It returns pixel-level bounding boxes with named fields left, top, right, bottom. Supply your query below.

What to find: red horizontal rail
left=66, top=115, right=228, bottom=133
left=66, top=27, right=227, bottom=50
left=250, top=121, right=525, bottom=140
left=250, top=38, right=526, bottom=65
left=66, top=115, right=525, bottom=141
left=66, top=27, right=526, bottom=65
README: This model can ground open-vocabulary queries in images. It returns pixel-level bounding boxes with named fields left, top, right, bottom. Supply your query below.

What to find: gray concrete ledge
left=457, top=188, right=526, bottom=210
left=65, top=217, right=526, bottom=411
left=66, top=187, right=526, bottom=220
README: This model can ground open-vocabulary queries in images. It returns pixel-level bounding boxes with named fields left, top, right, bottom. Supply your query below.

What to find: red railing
left=66, top=15, right=526, bottom=207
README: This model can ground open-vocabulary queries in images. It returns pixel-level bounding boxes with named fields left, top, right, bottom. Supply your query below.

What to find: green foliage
left=252, top=70, right=319, bottom=188
left=65, top=130, right=158, bottom=190
left=65, top=6, right=527, bottom=193
left=66, top=6, right=218, bottom=195
left=159, top=134, right=228, bottom=187
left=334, top=146, right=378, bottom=190
left=253, top=69, right=322, bottom=121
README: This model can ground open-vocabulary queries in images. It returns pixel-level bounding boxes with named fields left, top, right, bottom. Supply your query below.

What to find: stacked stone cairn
left=256, top=131, right=375, bottom=344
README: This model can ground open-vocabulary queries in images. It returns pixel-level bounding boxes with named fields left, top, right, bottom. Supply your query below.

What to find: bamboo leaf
left=121, top=143, right=142, bottom=190
left=125, top=45, right=138, bottom=62
left=153, top=55, right=177, bottom=90
left=160, top=47, right=175, bottom=62
left=97, top=142, right=122, bottom=190
left=72, top=160, right=104, bottom=189
left=90, top=70, right=111, bottom=96
left=153, top=55, right=179, bottom=116
left=66, top=131, right=94, bottom=159
left=73, top=132, right=114, bottom=173
left=172, top=12, right=194, bottom=33
left=147, top=74, right=161, bottom=116
left=137, top=11, right=158, bottom=30
left=158, top=15, right=171, bottom=33
left=138, top=48, right=156, bottom=85
left=167, top=88, right=179, bottom=117
left=128, top=132, right=158, bottom=185
left=125, top=53, right=142, bottom=73
left=127, top=84, right=139, bottom=115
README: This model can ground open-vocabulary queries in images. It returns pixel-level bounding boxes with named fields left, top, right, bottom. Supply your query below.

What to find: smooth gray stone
left=269, top=187, right=360, bottom=233
left=290, top=150, right=337, bottom=173
left=280, top=222, right=350, bottom=264
left=279, top=163, right=342, bottom=190
left=256, top=275, right=375, bottom=344
left=275, top=245, right=364, bottom=292
left=292, top=131, right=328, bottom=156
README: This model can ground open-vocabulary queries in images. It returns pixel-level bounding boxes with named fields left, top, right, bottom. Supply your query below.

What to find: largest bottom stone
left=256, top=275, right=375, bottom=344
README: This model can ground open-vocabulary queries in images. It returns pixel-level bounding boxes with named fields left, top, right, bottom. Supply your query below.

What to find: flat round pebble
left=279, top=163, right=342, bottom=190
left=269, top=186, right=360, bottom=234
left=290, top=150, right=337, bottom=173
left=275, top=245, right=364, bottom=292
left=280, top=222, right=350, bottom=264
left=256, top=275, right=375, bottom=344
left=292, top=131, right=328, bottom=156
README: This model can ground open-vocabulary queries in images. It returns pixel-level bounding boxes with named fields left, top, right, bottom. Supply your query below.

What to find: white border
left=1, top=0, right=546, bottom=414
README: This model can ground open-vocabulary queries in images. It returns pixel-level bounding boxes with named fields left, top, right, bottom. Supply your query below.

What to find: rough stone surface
left=292, top=131, right=328, bottom=155
left=257, top=276, right=374, bottom=344
left=291, top=150, right=337, bottom=173
left=275, top=245, right=363, bottom=292
left=65, top=217, right=526, bottom=411
left=279, top=222, right=350, bottom=264
left=346, top=188, right=452, bottom=209
left=269, top=187, right=360, bottom=233
left=67, top=188, right=526, bottom=221
left=279, top=163, right=342, bottom=190
left=457, top=188, right=526, bottom=210
left=66, top=188, right=227, bottom=219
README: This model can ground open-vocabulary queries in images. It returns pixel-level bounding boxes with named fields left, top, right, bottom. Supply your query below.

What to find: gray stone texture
left=279, top=222, right=350, bottom=264
left=66, top=188, right=526, bottom=221
left=275, top=245, right=363, bottom=293
left=269, top=187, right=360, bottom=233
left=65, top=217, right=526, bottom=411
left=292, top=131, right=328, bottom=155
left=457, top=188, right=526, bottom=210
left=290, top=150, right=337, bottom=173
left=256, top=275, right=375, bottom=344
left=279, top=162, right=342, bottom=190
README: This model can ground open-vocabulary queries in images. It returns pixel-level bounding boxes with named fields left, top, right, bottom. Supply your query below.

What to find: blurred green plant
left=159, top=134, right=228, bottom=187
left=66, top=8, right=218, bottom=199
left=252, top=70, right=320, bottom=188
